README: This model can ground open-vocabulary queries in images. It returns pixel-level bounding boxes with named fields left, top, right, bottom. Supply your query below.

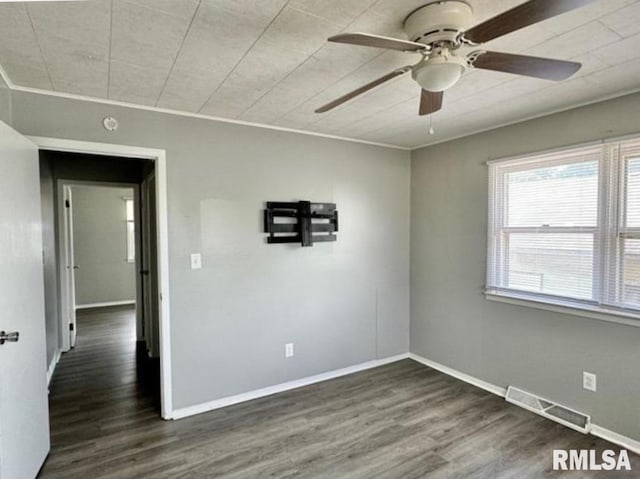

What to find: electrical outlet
left=583, top=371, right=596, bottom=392
left=285, top=343, right=294, bottom=358
left=190, top=253, right=202, bottom=270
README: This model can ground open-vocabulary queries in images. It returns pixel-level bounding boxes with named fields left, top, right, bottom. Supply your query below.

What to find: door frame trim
left=30, top=136, right=173, bottom=419
left=57, top=183, right=74, bottom=352
left=55, top=179, right=141, bottom=351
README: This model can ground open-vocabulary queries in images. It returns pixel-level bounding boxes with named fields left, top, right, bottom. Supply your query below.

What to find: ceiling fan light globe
left=413, top=62, right=465, bottom=92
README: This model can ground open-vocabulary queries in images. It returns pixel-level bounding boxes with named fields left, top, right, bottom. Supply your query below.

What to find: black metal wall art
left=264, top=201, right=338, bottom=247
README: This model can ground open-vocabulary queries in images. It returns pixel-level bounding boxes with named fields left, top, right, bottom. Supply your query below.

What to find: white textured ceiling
left=1, top=0, right=640, bottom=148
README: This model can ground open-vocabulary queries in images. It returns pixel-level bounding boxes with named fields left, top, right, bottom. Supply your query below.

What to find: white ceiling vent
left=506, top=386, right=591, bottom=434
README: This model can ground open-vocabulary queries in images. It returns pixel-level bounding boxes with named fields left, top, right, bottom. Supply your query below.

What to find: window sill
left=484, top=291, right=640, bottom=328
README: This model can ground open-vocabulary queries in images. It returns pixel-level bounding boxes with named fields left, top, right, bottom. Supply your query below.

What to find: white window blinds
left=487, top=138, right=640, bottom=319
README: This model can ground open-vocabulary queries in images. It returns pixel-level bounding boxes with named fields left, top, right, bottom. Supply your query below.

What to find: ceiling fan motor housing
left=404, top=1, right=474, bottom=45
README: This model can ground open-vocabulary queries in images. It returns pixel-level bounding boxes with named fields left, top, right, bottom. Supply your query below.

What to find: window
left=125, top=198, right=135, bottom=262
left=487, top=137, right=640, bottom=319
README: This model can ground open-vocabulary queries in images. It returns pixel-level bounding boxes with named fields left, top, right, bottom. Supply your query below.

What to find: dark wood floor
left=39, top=306, right=638, bottom=478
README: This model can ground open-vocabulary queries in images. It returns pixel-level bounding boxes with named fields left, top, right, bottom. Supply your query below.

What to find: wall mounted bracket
left=264, top=201, right=338, bottom=247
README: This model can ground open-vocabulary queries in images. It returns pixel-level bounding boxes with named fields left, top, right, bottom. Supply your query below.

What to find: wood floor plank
left=38, top=306, right=639, bottom=478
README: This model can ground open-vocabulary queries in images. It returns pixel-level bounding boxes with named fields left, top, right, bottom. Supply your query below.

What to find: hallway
left=39, top=305, right=164, bottom=478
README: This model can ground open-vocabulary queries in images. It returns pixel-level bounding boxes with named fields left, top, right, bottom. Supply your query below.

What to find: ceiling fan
left=315, top=0, right=596, bottom=116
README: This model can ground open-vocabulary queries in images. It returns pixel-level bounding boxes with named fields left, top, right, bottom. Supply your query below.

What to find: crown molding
left=411, top=87, right=640, bottom=152
left=5, top=61, right=639, bottom=154
left=0, top=63, right=14, bottom=89
left=0, top=64, right=410, bottom=151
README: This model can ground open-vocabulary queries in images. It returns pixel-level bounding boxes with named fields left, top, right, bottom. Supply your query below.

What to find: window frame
left=486, top=137, right=640, bottom=325
left=124, top=197, right=135, bottom=263
left=617, top=146, right=640, bottom=309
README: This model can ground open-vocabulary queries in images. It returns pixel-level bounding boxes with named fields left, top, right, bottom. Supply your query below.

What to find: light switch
left=583, top=371, right=596, bottom=392
left=190, top=253, right=202, bottom=270
left=285, top=343, right=294, bottom=358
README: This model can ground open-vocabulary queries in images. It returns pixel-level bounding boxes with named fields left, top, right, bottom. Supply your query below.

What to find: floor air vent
left=506, top=386, right=591, bottom=433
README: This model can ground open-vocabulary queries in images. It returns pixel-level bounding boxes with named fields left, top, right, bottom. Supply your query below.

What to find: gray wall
left=411, top=91, right=640, bottom=441
left=39, top=156, right=59, bottom=367
left=11, top=91, right=411, bottom=410
left=72, top=185, right=136, bottom=306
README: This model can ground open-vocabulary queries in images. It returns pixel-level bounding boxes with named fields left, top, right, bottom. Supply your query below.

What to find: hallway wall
left=72, top=185, right=136, bottom=307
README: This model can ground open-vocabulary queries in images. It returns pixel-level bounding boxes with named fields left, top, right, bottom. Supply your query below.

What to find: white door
left=62, top=185, right=77, bottom=347
left=0, top=121, right=50, bottom=478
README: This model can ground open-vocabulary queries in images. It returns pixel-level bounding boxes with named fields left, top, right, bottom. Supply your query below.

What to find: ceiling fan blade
left=315, top=67, right=411, bottom=113
left=328, top=33, right=427, bottom=52
left=463, top=0, right=597, bottom=44
left=473, top=51, right=581, bottom=81
left=419, top=90, right=443, bottom=116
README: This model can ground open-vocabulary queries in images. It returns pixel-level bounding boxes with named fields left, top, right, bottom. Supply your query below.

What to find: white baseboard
left=171, top=353, right=410, bottom=420
left=592, top=425, right=640, bottom=456
left=409, top=353, right=507, bottom=397
left=46, top=349, right=61, bottom=388
left=75, top=300, right=136, bottom=310
left=409, top=352, right=640, bottom=456
left=169, top=350, right=640, bottom=454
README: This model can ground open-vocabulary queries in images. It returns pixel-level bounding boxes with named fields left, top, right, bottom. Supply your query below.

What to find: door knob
left=0, top=331, right=19, bottom=345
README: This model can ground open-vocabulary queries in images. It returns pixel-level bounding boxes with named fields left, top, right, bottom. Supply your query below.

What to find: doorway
left=61, top=183, right=139, bottom=347
left=34, top=138, right=172, bottom=419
